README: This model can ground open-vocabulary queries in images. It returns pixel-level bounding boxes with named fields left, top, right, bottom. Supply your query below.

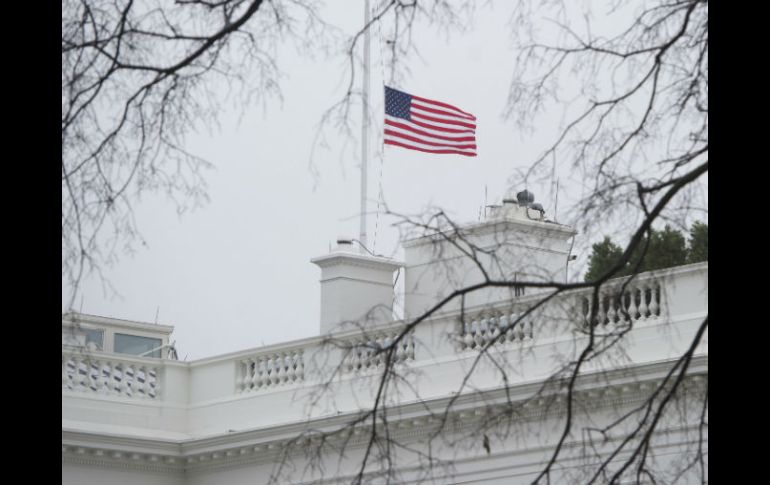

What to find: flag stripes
left=384, top=86, right=477, bottom=157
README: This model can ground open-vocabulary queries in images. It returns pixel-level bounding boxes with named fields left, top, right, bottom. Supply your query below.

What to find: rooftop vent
left=516, top=190, right=535, bottom=207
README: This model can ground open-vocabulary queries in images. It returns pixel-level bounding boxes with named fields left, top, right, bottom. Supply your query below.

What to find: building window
left=85, top=329, right=104, bottom=351
left=114, top=334, right=162, bottom=358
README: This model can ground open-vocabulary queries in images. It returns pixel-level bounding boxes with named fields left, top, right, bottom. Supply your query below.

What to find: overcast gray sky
left=61, top=2, right=634, bottom=360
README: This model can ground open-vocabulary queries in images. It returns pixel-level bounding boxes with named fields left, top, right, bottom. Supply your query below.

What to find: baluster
left=359, top=344, right=366, bottom=370
left=69, top=357, right=80, bottom=392
left=496, top=314, right=509, bottom=342
left=463, top=321, right=474, bottom=349
left=354, top=345, right=363, bottom=371
left=583, top=298, right=592, bottom=329
left=264, top=356, right=273, bottom=387
left=272, top=354, right=281, bottom=385
left=606, top=293, right=617, bottom=330
left=350, top=346, right=360, bottom=372
left=118, top=363, right=129, bottom=396
left=356, top=340, right=369, bottom=371
left=399, top=335, right=408, bottom=362
left=125, top=364, right=136, bottom=397
left=356, top=342, right=363, bottom=370
left=358, top=340, right=369, bottom=370
left=130, top=364, right=141, bottom=397
left=375, top=338, right=383, bottom=367
left=237, top=360, right=248, bottom=392
left=279, top=353, right=287, bottom=383
left=235, top=360, right=244, bottom=393
left=102, top=361, right=113, bottom=395
left=297, top=351, right=305, bottom=381
left=489, top=315, right=500, bottom=344
left=260, top=356, right=270, bottom=386
left=141, top=365, right=152, bottom=397
left=616, top=293, right=624, bottom=324
left=364, top=342, right=373, bottom=370
left=121, top=364, right=132, bottom=396
left=649, top=283, right=660, bottom=317
left=113, top=363, right=125, bottom=395
left=135, top=365, right=147, bottom=398
left=140, top=365, right=151, bottom=398
left=386, top=336, right=398, bottom=363
left=62, top=356, right=70, bottom=390
left=394, top=336, right=404, bottom=362
left=278, top=354, right=287, bottom=383
left=144, top=366, right=153, bottom=398
left=286, top=353, right=295, bottom=382
left=276, top=354, right=284, bottom=382
left=597, top=295, right=606, bottom=327
left=258, top=356, right=268, bottom=387
left=370, top=339, right=377, bottom=368
left=69, top=357, right=79, bottom=392
left=357, top=342, right=365, bottom=370
left=84, top=360, right=94, bottom=392
left=524, top=319, right=533, bottom=339
left=627, top=287, right=638, bottom=322
left=506, top=312, right=516, bottom=341
left=91, top=360, right=103, bottom=393
left=78, top=358, right=89, bottom=392
left=150, top=367, right=160, bottom=398
left=638, top=284, right=649, bottom=320
left=294, top=350, right=302, bottom=382
left=284, top=353, right=293, bottom=382
left=469, top=319, right=479, bottom=348
left=101, top=362, right=113, bottom=395
left=512, top=312, right=524, bottom=341
left=130, top=365, right=138, bottom=396
left=293, top=350, right=302, bottom=380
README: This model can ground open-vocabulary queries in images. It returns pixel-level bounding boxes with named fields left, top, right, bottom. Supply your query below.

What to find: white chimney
left=402, top=189, right=577, bottom=319
left=311, top=240, right=402, bottom=334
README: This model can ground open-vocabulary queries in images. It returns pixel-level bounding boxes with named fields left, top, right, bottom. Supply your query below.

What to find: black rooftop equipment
left=516, top=190, right=535, bottom=207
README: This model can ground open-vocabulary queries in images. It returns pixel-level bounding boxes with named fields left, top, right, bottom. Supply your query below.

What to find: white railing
left=62, top=349, right=161, bottom=400
left=63, top=264, right=707, bottom=405
left=236, top=348, right=305, bottom=394
left=457, top=307, right=535, bottom=351
left=343, top=329, right=415, bottom=373
left=577, top=275, right=664, bottom=331
left=453, top=267, right=690, bottom=350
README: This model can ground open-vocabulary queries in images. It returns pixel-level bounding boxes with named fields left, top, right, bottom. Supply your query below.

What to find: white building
left=62, top=192, right=708, bottom=484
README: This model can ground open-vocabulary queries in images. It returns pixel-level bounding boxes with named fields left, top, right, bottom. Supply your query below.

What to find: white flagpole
left=359, top=0, right=371, bottom=252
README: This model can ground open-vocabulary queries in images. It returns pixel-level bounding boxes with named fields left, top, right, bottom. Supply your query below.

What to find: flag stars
left=385, top=86, right=412, bottom=120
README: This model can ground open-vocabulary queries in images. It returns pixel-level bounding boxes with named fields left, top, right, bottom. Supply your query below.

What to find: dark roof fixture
left=516, top=190, right=535, bottom=207
left=530, top=202, right=544, bottom=213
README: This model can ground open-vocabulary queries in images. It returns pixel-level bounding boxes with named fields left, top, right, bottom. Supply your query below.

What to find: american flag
left=384, top=86, right=477, bottom=157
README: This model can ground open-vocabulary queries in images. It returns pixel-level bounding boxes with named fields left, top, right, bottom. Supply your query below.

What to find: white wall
left=63, top=464, right=184, bottom=485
